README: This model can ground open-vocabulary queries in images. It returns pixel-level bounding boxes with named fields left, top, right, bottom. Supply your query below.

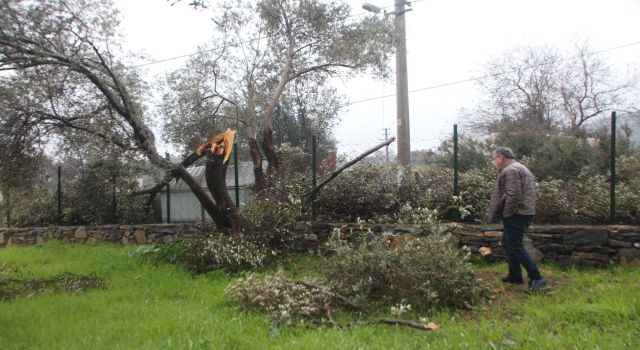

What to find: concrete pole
left=394, top=0, right=411, bottom=168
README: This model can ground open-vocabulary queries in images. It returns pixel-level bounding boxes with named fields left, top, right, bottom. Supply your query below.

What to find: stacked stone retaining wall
left=2, top=222, right=639, bottom=266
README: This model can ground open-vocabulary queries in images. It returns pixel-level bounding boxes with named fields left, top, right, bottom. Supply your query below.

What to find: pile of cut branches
left=0, top=265, right=105, bottom=301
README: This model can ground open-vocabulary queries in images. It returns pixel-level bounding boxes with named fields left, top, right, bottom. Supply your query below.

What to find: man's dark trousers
left=502, top=214, right=542, bottom=281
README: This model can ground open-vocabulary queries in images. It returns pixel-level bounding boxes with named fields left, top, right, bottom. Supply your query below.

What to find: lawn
left=1, top=241, right=639, bottom=349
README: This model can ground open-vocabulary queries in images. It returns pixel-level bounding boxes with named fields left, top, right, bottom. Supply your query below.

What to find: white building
left=158, top=161, right=263, bottom=223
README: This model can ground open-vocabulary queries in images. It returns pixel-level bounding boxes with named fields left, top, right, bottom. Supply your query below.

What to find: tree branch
left=304, top=137, right=396, bottom=204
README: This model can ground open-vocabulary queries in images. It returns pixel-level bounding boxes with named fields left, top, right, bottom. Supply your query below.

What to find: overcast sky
left=115, top=0, right=640, bottom=156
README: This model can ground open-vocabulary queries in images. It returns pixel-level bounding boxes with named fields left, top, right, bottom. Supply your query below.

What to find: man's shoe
left=500, top=275, right=524, bottom=284
left=525, top=278, right=549, bottom=294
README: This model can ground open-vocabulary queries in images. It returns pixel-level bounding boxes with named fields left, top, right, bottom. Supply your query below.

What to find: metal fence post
left=452, top=124, right=460, bottom=221
left=5, top=191, right=10, bottom=228
left=312, top=135, right=317, bottom=188
left=453, top=124, right=459, bottom=197
left=233, top=142, right=240, bottom=207
left=57, top=165, right=62, bottom=225
left=165, top=152, right=171, bottom=223
left=610, top=111, right=617, bottom=224
left=311, top=135, right=318, bottom=216
left=112, top=173, right=117, bottom=223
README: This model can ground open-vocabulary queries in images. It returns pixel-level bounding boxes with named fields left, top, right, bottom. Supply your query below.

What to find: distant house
left=158, top=161, right=262, bottom=223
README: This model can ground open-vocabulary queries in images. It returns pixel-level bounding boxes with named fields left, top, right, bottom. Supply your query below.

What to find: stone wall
left=2, top=222, right=639, bottom=266
left=0, top=223, right=216, bottom=247
left=296, top=222, right=640, bottom=266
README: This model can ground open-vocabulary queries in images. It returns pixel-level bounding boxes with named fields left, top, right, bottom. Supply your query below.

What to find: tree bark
left=248, top=138, right=267, bottom=195
left=261, top=127, right=279, bottom=187
left=305, top=137, right=396, bottom=205
left=204, top=153, right=245, bottom=232
left=172, top=165, right=229, bottom=229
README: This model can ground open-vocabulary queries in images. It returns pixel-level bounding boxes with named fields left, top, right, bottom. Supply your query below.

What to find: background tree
left=463, top=41, right=637, bottom=134
left=465, top=45, right=561, bottom=133
left=559, top=41, right=637, bottom=131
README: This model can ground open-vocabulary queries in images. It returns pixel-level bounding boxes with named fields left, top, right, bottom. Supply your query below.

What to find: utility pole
left=362, top=1, right=411, bottom=168
left=382, top=128, right=390, bottom=163
left=395, top=0, right=411, bottom=168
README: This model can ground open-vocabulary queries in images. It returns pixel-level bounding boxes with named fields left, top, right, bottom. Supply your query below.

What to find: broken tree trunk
left=304, top=137, right=396, bottom=205
left=172, top=165, right=229, bottom=228
left=261, top=128, right=279, bottom=184
left=134, top=129, right=243, bottom=230
left=248, top=138, right=268, bottom=196
left=204, top=153, right=246, bottom=232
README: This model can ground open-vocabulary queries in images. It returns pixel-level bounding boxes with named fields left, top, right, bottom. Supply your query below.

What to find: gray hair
left=493, top=147, right=516, bottom=159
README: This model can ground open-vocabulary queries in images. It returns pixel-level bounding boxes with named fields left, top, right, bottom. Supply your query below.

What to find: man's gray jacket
left=487, top=160, right=536, bottom=223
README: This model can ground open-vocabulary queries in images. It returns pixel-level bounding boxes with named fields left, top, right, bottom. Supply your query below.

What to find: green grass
left=1, top=242, right=639, bottom=349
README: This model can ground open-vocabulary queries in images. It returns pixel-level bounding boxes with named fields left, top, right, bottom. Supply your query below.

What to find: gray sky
left=116, top=0, right=640, bottom=156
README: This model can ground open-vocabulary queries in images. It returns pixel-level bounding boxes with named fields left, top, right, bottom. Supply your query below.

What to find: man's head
left=492, top=147, right=515, bottom=168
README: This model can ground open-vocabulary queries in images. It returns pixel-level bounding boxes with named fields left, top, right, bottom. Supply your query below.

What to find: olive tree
left=0, top=0, right=238, bottom=229
left=164, top=0, right=394, bottom=196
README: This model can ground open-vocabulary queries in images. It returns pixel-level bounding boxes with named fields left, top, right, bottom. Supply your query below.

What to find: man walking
left=487, top=147, right=549, bottom=294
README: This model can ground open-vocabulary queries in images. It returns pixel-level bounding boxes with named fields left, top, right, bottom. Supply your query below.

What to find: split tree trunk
left=261, top=128, right=279, bottom=183
left=248, top=128, right=280, bottom=198
left=204, top=153, right=246, bottom=232
left=172, top=165, right=230, bottom=228
left=248, top=138, right=268, bottom=195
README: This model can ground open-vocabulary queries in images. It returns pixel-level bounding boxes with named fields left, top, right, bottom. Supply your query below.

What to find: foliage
left=165, top=234, right=280, bottom=274
left=315, top=162, right=400, bottom=221
left=162, top=0, right=394, bottom=184
left=241, top=179, right=309, bottom=249
left=0, top=265, right=105, bottom=302
left=62, top=158, right=151, bottom=225
left=225, top=270, right=332, bottom=325
left=0, top=183, right=58, bottom=227
left=428, top=135, right=492, bottom=172
left=521, top=134, right=601, bottom=181
left=314, top=162, right=486, bottom=223
left=0, top=0, right=156, bottom=159
left=324, top=234, right=490, bottom=312
left=534, top=180, right=573, bottom=223
left=271, top=84, right=341, bottom=154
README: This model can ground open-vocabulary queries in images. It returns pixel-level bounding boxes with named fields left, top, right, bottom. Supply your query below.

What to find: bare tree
left=560, top=41, right=637, bottom=130
left=463, top=41, right=637, bottom=133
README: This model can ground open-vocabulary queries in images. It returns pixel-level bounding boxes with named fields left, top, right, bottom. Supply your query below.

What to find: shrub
left=241, top=182, right=307, bottom=250
left=134, top=234, right=279, bottom=274
left=315, top=162, right=400, bottom=221
left=178, top=234, right=279, bottom=273
left=225, top=270, right=333, bottom=325
left=324, top=233, right=489, bottom=311
left=535, top=180, right=573, bottom=223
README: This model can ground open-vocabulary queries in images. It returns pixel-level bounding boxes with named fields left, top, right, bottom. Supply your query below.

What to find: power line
left=130, top=9, right=374, bottom=69
left=130, top=0, right=428, bottom=69
left=343, top=40, right=640, bottom=107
